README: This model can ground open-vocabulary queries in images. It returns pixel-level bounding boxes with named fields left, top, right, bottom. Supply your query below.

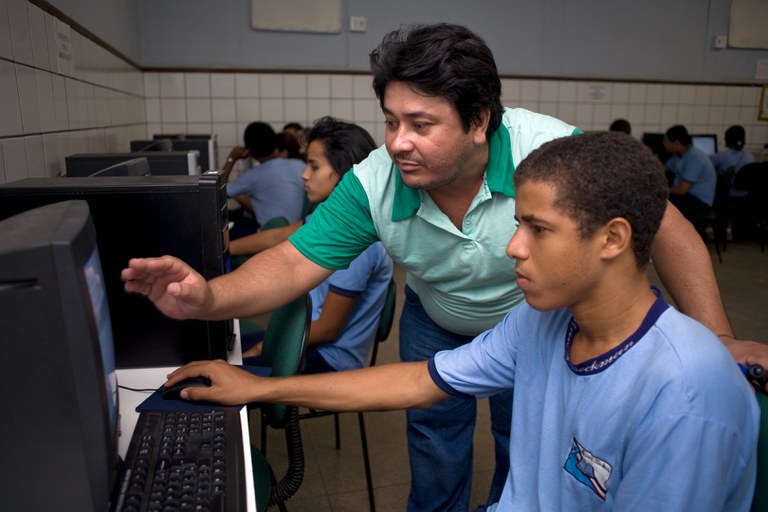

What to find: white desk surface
left=115, top=321, right=256, bottom=512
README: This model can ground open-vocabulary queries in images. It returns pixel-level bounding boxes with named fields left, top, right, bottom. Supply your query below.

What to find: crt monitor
left=0, top=200, right=120, bottom=511
left=131, top=137, right=217, bottom=173
left=89, top=156, right=150, bottom=177
left=66, top=151, right=200, bottom=177
left=0, top=172, right=233, bottom=368
left=129, top=138, right=173, bottom=152
left=691, top=134, right=718, bottom=156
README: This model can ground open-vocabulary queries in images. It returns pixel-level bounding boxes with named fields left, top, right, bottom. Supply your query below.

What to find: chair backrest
left=260, top=215, right=290, bottom=231
left=752, top=389, right=768, bottom=511
left=230, top=216, right=291, bottom=270
left=370, top=278, right=397, bottom=366
left=260, top=293, right=312, bottom=428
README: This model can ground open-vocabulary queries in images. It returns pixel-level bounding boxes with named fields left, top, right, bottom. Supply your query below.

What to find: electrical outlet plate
left=714, top=35, right=728, bottom=49
left=350, top=16, right=366, bottom=32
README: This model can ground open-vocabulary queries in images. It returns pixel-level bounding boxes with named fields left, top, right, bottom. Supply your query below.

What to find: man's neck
left=568, top=273, right=657, bottom=365
left=427, top=144, right=489, bottom=229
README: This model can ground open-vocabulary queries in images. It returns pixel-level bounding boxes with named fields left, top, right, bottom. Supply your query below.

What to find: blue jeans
left=400, top=286, right=511, bottom=511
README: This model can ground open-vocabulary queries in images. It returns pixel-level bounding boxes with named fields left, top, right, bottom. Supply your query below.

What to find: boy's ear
left=600, top=217, right=632, bottom=261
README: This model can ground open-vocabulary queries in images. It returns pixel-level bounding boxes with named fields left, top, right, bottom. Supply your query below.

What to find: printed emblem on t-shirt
left=563, top=437, right=613, bottom=501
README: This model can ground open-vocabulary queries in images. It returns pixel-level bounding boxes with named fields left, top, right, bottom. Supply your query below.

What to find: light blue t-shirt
left=429, top=291, right=759, bottom=511
left=666, top=147, right=718, bottom=206
left=710, top=148, right=756, bottom=198
left=226, top=157, right=306, bottom=225
left=311, top=241, right=393, bottom=371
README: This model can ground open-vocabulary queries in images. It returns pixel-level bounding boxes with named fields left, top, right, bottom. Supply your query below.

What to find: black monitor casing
left=0, top=201, right=118, bottom=511
left=0, top=172, right=233, bottom=368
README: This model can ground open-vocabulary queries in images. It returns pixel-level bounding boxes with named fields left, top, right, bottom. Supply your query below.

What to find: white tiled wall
left=145, top=73, right=768, bottom=170
left=2, top=0, right=767, bottom=185
left=0, top=0, right=146, bottom=184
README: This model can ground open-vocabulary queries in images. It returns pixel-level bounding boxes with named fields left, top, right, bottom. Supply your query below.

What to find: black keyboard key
left=113, top=408, right=245, bottom=512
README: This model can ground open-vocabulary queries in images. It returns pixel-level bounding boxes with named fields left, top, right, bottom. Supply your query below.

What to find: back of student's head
left=724, top=125, right=746, bottom=151
left=514, top=132, right=668, bottom=269
left=276, top=132, right=302, bottom=159
left=609, top=118, right=631, bottom=135
left=307, top=117, right=377, bottom=177
left=665, top=124, right=691, bottom=146
left=243, top=122, right=277, bottom=159
left=369, top=23, right=504, bottom=141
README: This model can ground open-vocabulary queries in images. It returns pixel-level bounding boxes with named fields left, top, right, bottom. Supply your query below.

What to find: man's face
left=382, top=81, right=487, bottom=190
left=663, top=135, right=681, bottom=155
left=506, top=180, right=605, bottom=311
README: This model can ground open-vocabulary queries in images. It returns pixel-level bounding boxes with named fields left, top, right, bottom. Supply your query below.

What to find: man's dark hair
left=665, top=125, right=692, bottom=146
left=307, top=116, right=377, bottom=178
left=514, top=132, right=669, bottom=269
left=369, top=23, right=504, bottom=140
left=724, top=125, right=746, bottom=151
left=243, top=122, right=277, bottom=159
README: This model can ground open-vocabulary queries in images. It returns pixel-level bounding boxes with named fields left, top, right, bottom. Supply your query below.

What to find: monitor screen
left=84, top=247, right=119, bottom=429
left=0, top=200, right=120, bottom=510
left=691, top=134, right=718, bottom=156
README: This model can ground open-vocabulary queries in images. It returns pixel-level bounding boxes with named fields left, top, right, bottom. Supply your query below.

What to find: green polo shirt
left=290, top=108, right=579, bottom=335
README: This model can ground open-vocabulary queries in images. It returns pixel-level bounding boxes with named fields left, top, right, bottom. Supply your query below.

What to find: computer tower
left=0, top=171, right=234, bottom=368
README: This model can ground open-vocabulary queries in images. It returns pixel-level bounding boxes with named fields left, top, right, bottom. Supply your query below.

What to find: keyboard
left=113, top=408, right=245, bottom=512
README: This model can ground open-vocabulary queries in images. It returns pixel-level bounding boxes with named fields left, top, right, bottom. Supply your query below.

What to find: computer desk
left=115, top=320, right=257, bottom=512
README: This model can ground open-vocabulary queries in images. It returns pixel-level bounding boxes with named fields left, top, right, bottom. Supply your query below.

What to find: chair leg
left=261, top=415, right=268, bottom=456
left=334, top=413, right=341, bottom=450
left=358, top=412, right=376, bottom=512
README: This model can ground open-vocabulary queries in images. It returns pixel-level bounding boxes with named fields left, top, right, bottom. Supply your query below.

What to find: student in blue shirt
left=164, top=132, right=759, bottom=511
left=664, top=124, right=718, bottom=220
left=232, top=117, right=393, bottom=373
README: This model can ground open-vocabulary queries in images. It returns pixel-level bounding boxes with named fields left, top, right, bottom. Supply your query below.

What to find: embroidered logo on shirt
left=563, top=437, right=613, bottom=501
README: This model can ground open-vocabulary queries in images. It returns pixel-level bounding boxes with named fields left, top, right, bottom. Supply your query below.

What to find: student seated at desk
left=663, top=124, right=717, bottom=222
left=235, top=117, right=393, bottom=373
left=222, top=121, right=306, bottom=239
left=165, top=132, right=759, bottom=511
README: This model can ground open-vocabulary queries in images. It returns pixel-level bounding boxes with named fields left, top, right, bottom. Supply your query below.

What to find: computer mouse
left=160, top=376, right=212, bottom=400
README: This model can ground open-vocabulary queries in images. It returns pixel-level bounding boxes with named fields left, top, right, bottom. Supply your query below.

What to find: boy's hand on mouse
left=166, top=359, right=263, bottom=405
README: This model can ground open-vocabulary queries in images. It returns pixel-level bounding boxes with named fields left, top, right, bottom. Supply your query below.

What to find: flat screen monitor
left=0, top=200, right=120, bottom=511
left=0, top=172, right=233, bottom=368
left=691, top=134, right=718, bottom=156
left=66, top=151, right=200, bottom=177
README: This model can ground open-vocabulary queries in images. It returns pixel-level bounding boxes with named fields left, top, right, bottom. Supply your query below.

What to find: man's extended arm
left=122, top=240, right=332, bottom=321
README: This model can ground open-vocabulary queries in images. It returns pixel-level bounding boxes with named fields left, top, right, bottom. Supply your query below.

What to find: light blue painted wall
left=50, top=0, right=768, bottom=83
left=46, top=0, right=141, bottom=62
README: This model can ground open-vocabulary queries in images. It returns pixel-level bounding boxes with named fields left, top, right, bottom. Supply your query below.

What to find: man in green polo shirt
left=123, top=23, right=767, bottom=512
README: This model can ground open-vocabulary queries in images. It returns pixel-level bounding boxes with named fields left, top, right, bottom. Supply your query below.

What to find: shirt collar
left=391, top=126, right=516, bottom=222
